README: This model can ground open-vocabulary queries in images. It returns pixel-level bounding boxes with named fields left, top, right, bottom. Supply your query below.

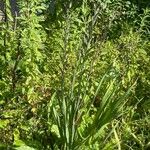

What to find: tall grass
left=46, top=1, right=135, bottom=149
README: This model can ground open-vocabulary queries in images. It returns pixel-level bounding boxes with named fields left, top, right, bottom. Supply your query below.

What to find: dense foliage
left=0, top=0, right=150, bottom=150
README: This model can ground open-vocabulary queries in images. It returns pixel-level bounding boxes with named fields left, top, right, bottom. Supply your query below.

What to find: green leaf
left=15, top=145, right=37, bottom=150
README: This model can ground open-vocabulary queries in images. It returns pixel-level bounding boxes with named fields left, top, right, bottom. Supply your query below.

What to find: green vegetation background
left=0, top=0, right=150, bottom=149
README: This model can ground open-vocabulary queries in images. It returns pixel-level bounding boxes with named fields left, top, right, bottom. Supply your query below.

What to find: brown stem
left=11, top=34, right=21, bottom=92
